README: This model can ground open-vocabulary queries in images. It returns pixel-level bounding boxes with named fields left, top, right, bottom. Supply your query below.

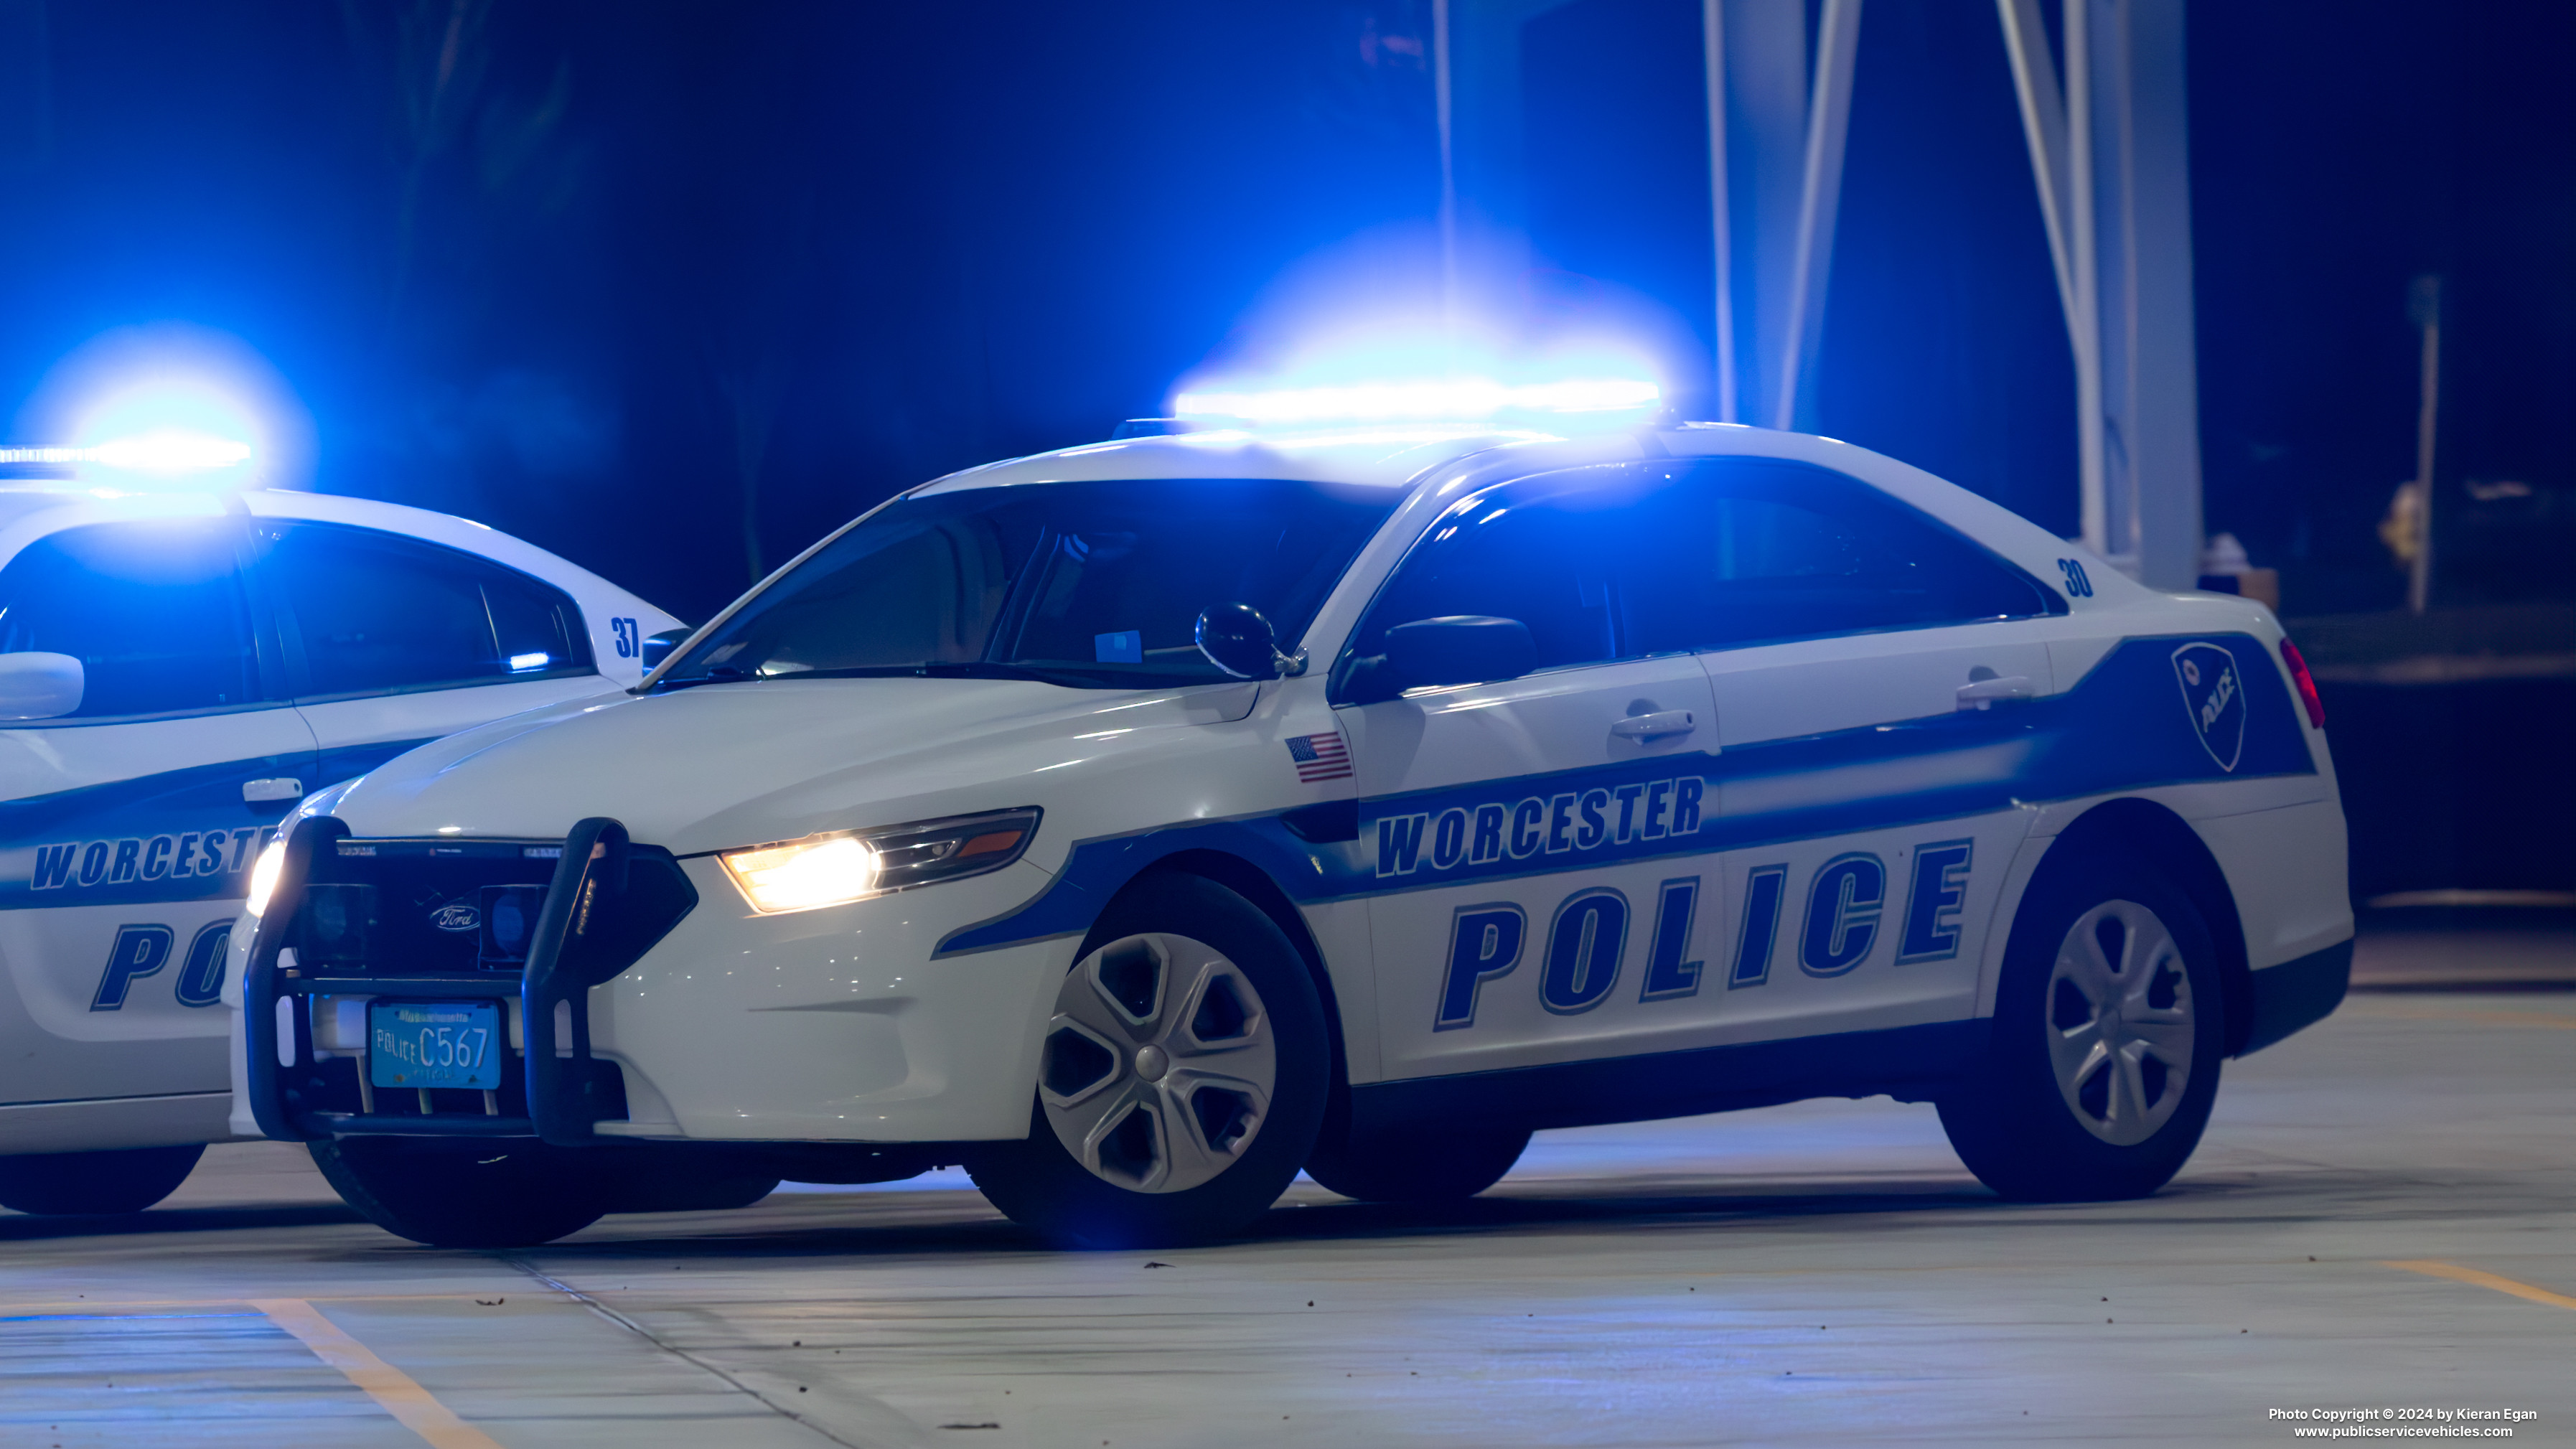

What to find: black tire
left=1306, top=1124, right=1530, bottom=1205
left=1938, top=848, right=2226, bottom=1201
left=309, top=1138, right=612, bottom=1247
left=967, top=873, right=1330, bottom=1249
left=605, top=1167, right=780, bottom=1214
left=0, top=1144, right=204, bottom=1214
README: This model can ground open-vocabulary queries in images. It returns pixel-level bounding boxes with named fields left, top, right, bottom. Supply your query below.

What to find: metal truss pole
left=1771, top=0, right=1862, bottom=431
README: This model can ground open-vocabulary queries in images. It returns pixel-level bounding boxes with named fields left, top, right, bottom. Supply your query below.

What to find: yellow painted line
left=0, top=1290, right=512, bottom=1318
left=250, top=1298, right=505, bottom=1449
left=2387, top=1260, right=2576, bottom=1312
left=2351, top=1005, right=2576, bottom=1031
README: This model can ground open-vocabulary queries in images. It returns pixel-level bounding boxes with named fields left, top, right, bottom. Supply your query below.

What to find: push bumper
left=243, top=816, right=680, bottom=1145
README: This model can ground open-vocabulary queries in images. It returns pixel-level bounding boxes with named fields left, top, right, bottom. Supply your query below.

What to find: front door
left=1337, top=465, right=1724, bottom=1084
left=0, top=517, right=318, bottom=1109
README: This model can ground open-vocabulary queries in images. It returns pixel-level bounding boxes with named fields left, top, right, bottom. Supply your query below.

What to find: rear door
left=253, top=520, right=617, bottom=787
left=1337, top=465, right=1724, bottom=1084
left=1676, top=458, right=2066, bottom=1042
left=0, top=518, right=318, bottom=1107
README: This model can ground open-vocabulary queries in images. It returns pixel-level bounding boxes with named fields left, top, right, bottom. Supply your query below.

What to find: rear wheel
left=968, top=873, right=1329, bottom=1249
left=1938, top=850, right=2224, bottom=1201
left=1306, top=1125, right=1529, bottom=1205
left=0, top=1144, right=204, bottom=1215
left=309, top=1138, right=612, bottom=1247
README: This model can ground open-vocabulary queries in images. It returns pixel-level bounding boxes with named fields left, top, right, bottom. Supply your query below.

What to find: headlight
left=243, top=840, right=287, bottom=918
left=717, top=807, right=1040, bottom=914
left=721, top=836, right=881, bottom=914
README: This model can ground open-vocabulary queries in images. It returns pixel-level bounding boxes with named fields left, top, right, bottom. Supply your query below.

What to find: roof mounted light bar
left=1171, top=376, right=1660, bottom=427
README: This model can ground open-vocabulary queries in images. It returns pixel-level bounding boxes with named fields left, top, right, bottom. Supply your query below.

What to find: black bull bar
left=244, top=815, right=693, bottom=1146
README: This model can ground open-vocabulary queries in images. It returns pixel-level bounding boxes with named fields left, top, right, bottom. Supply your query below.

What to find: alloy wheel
left=1039, top=932, right=1275, bottom=1194
left=2043, top=899, right=2196, bottom=1147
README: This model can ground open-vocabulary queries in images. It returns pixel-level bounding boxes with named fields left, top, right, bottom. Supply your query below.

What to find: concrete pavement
left=2, top=985, right=2569, bottom=1447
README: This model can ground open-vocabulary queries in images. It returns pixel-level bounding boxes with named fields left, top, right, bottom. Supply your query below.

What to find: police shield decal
left=2170, top=642, right=2247, bottom=773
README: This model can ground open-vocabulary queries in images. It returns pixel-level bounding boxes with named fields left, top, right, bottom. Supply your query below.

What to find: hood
left=327, top=675, right=1255, bottom=855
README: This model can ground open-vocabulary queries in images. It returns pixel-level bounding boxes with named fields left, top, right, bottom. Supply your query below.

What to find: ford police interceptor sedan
left=0, top=483, right=678, bottom=1215
left=230, top=422, right=2352, bottom=1249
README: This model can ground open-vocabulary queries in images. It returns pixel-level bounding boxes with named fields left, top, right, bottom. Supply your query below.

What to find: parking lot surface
left=4, top=943, right=2569, bottom=1447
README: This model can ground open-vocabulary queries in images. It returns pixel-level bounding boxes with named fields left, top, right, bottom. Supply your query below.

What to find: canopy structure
left=1433, top=0, right=2203, bottom=589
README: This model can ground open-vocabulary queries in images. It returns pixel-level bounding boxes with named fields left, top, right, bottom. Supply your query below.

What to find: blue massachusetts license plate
left=369, top=1000, right=504, bottom=1091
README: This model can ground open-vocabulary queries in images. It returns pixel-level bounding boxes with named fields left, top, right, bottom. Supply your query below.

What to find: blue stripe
left=935, top=633, right=2309, bottom=956
left=0, top=736, right=439, bottom=910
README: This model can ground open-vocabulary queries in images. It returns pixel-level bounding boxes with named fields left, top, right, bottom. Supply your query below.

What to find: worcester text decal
left=30, top=826, right=275, bottom=894
left=1377, top=768, right=1709, bottom=881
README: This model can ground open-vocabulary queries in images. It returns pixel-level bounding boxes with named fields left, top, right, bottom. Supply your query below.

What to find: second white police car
left=231, top=421, right=2352, bottom=1248
left=0, top=482, right=678, bottom=1215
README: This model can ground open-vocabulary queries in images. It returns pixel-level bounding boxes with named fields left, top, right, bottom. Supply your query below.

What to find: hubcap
left=1039, top=932, right=1275, bottom=1194
left=2043, top=899, right=2196, bottom=1147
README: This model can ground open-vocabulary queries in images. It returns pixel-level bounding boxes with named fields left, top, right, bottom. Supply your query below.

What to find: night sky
left=0, top=0, right=2565, bottom=623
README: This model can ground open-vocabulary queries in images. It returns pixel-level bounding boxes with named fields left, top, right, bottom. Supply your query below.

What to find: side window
left=0, top=520, right=264, bottom=719
left=261, top=523, right=594, bottom=698
left=1669, top=459, right=2056, bottom=648
left=1351, top=466, right=1701, bottom=673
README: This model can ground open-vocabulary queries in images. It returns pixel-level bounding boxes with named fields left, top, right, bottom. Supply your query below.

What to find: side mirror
left=1194, top=601, right=1304, bottom=680
left=0, top=652, right=83, bottom=721
left=1383, top=615, right=1537, bottom=691
left=639, top=627, right=693, bottom=672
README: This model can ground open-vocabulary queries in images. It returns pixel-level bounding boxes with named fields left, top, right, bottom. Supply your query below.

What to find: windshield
left=657, top=477, right=1401, bottom=690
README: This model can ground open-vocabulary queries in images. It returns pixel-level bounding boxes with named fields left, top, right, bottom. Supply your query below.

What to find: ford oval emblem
left=431, top=901, right=482, bottom=933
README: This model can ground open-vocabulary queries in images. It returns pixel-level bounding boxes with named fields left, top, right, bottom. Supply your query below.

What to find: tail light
left=2280, top=638, right=2324, bottom=729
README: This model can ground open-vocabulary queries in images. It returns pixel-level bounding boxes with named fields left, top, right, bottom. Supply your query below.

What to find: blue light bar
left=0, top=433, right=253, bottom=472
left=1172, top=376, right=1659, bottom=426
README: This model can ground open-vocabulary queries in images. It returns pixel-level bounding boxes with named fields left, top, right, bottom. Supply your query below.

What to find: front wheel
left=0, top=1144, right=205, bottom=1214
left=309, top=1138, right=612, bottom=1247
left=1938, top=850, right=2225, bottom=1201
left=1306, top=1125, right=1529, bottom=1204
left=968, top=873, right=1329, bottom=1249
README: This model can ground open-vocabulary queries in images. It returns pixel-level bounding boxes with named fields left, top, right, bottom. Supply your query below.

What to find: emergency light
left=1171, top=375, right=1660, bottom=427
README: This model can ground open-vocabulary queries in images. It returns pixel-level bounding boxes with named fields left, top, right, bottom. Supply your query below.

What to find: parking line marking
left=2352, top=1005, right=2576, bottom=1031
left=250, top=1298, right=505, bottom=1449
left=2386, top=1260, right=2576, bottom=1312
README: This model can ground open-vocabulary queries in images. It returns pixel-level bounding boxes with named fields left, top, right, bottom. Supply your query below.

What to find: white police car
left=231, top=421, right=2351, bottom=1249
left=0, top=483, right=678, bottom=1214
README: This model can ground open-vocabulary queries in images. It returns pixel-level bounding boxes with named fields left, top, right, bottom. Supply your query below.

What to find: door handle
left=1954, top=676, right=2035, bottom=711
left=1611, top=710, right=1695, bottom=738
left=243, top=777, right=304, bottom=804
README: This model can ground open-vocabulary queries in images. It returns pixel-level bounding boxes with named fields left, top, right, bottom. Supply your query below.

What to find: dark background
left=7, top=0, right=2569, bottom=622
left=1, top=0, right=2569, bottom=896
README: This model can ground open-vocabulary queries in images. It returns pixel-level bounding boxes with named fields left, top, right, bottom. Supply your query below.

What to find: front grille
left=304, top=838, right=566, bottom=975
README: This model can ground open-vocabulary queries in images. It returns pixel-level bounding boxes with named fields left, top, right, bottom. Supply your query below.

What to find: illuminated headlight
left=243, top=840, right=287, bottom=918
left=717, top=807, right=1040, bottom=915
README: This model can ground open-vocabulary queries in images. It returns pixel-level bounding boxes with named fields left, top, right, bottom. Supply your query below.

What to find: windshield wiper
left=652, top=660, right=1132, bottom=693
left=912, top=661, right=1110, bottom=687
left=647, top=665, right=759, bottom=693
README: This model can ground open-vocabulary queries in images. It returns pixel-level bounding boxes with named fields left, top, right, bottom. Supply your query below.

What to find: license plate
left=368, top=1000, right=504, bottom=1091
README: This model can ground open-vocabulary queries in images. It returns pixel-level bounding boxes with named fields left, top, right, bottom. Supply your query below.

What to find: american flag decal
left=1284, top=729, right=1352, bottom=782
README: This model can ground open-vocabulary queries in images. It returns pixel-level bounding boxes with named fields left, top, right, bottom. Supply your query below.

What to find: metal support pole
left=1433, top=0, right=1459, bottom=342
left=2066, top=0, right=2109, bottom=559
left=1702, top=0, right=1737, bottom=422
left=2409, top=275, right=2442, bottom=614
left=1997, top=0, right=2076, bottom=350
left=1771, top=0, right=1863, bottom=431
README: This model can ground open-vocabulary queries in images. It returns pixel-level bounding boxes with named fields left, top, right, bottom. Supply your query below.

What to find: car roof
left=0, top=485, right=658, bottom=614
left=911, top=425, right=1571, bottom=494
left=907, top=421, right=2132, bottom=613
